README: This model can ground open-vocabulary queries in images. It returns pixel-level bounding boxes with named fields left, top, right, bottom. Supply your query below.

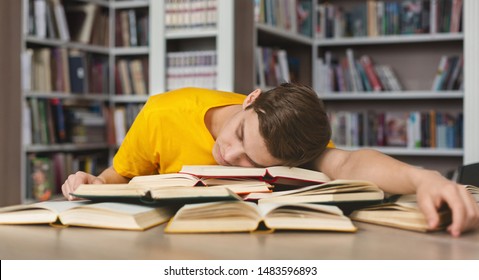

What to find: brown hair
left=246, top=83, right=331, bottom=167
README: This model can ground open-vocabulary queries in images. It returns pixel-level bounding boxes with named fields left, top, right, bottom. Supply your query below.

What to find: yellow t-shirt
left=113, top=88, right=247, bottom=177
left=113, top=87, right=335, bottom=178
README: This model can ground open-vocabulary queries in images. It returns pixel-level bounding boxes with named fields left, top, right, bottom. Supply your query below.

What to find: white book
left=23, top=100, right=32, bottom=146
left=276, top=49, right=290, bottom=83
left=23, top=0, right=29, bottom=35
left=431, top=56, right=448, bottom=91
left=255, top=47, right=266, bottom=88
left=407, top=111, right=423, bottom=149
left=51, top=0, right=70, bottom=41
left=114, top=107, right=126, bottom=145
left=21, top=49, right=33, bottom=91
left=430, top=0, right=437, bottom=34
left=346, top=48, right=360, bottom=92
left=316, top=4, right=326, bottom=39
left=34, top=0, right=47, bottom=38
left=382, top=65, right=402, bottom=91
left=128, top=9, right=138, bottom=46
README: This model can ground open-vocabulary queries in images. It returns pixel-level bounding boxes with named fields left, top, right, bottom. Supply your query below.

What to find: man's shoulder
left=146, top=87, right=246, bottom=109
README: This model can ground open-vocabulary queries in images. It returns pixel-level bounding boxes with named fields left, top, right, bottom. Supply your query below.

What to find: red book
left=360, top=55, right=383, bottom=92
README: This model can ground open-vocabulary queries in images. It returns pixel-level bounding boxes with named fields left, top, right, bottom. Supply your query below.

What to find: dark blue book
left=68, top=51, right=86, bottom=93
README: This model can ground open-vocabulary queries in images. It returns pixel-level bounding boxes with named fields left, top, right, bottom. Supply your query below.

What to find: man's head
left=212, top=83, right=331, bottom=168
left=246, top=83, right=331, bottom=166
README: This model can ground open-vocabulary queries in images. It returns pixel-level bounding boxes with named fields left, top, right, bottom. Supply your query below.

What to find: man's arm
left=314, top=148, right=479, bottom=236
left=61, top=166, right=130, bottom=200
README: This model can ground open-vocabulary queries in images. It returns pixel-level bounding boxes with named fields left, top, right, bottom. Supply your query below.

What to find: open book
left=0, top=201, right=174, bottom=230
left=71, top=184, right=242, bottom=203
left=389, top=185, right=479, bottom=203
left=245, top=180, right=384, bottom=213
left=129, top=172, right=272, bottom=195
left=179, top=165, right=331, bottom=187
left=164, top=201, right=357, bottom=233
left=349, top=202, right=452, bottom=232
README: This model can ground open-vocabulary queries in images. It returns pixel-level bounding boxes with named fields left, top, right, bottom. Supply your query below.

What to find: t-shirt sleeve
left=326, top=140, right=335, bottom=148
left=113, top=104, right=159, bottom=178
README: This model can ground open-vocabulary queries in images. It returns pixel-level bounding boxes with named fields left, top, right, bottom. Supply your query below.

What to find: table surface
left=1, top=221, right=478, bottom=260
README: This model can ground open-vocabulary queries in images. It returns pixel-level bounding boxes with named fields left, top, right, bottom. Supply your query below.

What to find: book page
left=74, top=202, right=163, bottom=215
left=28, top=201, right=89, bottom=213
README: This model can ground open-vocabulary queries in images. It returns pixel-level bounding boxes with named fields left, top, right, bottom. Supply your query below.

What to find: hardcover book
left=349, top=202, right=451, bottom=232
left=71, top=184, right=242, bottom=204
left=165, top=201, right=357, bottom=233
left=179, top=165, right=331, bottom=187
left=129, top=172, right=272, bottom=195
left=0, top=201, right=174, bottom=231
left=246, top=179, right=384, bottom=213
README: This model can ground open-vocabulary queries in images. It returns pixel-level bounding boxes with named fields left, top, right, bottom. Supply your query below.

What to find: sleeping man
left=62, top=83, right=479, bottom=236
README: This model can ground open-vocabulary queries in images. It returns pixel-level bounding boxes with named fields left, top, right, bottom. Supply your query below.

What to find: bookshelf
left=253, top=0, right=315, bottom=90
left=311, top=0, right=472, bottom=174
left=252, top=0, right=479, bottom=174
left=149, top=0, right=253, bottom=94
left=16, top=0, right=151, bottom=204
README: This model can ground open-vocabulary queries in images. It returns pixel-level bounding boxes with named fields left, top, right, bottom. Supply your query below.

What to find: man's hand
left=415, top=174, right=479, bottom=237
left=61, top=171, right=105, bottom=201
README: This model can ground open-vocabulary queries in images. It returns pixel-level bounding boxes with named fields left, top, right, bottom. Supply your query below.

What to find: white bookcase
left=149, top=0, right=237, bottom=93
left=19, top=0, right=151, bottom=203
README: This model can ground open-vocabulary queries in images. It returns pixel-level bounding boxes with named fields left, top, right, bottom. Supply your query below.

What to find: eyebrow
left=239, top=120, right=264, bottom=168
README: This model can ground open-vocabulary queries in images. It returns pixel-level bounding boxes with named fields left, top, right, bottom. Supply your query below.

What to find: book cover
left=385, top=112, right=408, bottom=147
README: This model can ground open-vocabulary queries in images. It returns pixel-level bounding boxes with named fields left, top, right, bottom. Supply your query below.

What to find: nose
left=223, top=146, right=249, bottom=166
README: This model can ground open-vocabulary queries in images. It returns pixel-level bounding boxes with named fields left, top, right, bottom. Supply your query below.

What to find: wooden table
left=1, top=222, right=478, bottom=259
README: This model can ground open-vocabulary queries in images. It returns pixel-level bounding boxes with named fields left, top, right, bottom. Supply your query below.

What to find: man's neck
left=205, top=104, right=242, bottom=139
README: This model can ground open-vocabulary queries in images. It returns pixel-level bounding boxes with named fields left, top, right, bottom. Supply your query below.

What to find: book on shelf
left=385, top=112, right=408, bottom=147
left=165, top=201, right=357, bottom=233
left=328, top=110, right=462, bottom=149
left=255, top=47, right=292, bottom=88
left=432, top=55, right=463, bottom=91
left=71, top=184, right=242, bottom=204
left=316, top=0, right=462, bottom=39
left=165, top=0, right=217, bottom=31
left=51, top=0, right=70, bottom=41
left=28, top=156, right=55, bottom=201
left=65, top=2, right=99, bottom=44
left=0, top=201, right=174, bottom=231
left=68, top=50, right=87, bottom=94
left=166, top=50, right=217, bottom=90
left=246, top=180, right=384, bottom=213
left=317, top=50, right=403, bottom=93
left=178, top=165, right=331, bottom=188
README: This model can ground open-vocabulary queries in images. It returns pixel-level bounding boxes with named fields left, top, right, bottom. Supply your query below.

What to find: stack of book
left=0, top=165, right=383, bottom=232
left=2, top=164, right=476, bottom=233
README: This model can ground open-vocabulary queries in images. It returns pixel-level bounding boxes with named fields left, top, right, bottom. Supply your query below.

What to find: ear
left=242, top=89, right=262, bottom=109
